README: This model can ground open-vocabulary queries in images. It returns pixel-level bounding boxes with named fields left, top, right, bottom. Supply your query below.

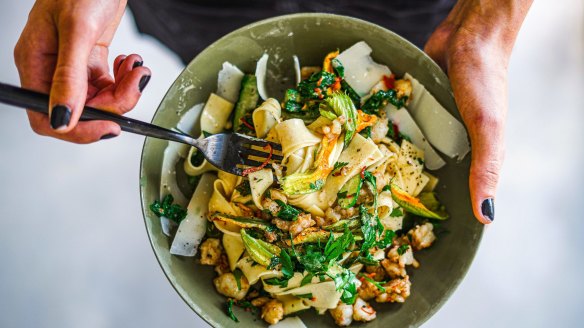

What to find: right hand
left=14, top=0, right=151, bottom=143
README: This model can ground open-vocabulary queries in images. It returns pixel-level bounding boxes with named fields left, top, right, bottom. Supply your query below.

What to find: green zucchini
left=233, top=74, right=260, bottom=133
left=337, top=174, right=362, bottom=209
left=211, top=213, right=275, bottom=231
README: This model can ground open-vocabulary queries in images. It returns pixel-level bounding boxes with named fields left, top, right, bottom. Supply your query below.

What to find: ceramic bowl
left=140, top=13, right=483, bottom=328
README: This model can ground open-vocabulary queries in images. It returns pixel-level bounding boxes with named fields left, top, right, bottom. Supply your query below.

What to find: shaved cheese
left=255, top=53, right=269, bottom=100
left=293, top=55, right=301, bottom=86
left=405, top=73, right=470, bottom=160
left=385, top=104, right=446, bottom=170
left=217, top=62, right=244, bottom=103
left=336, top=41, right=391, bottom=96
left=170, top=173, right=215, bottom=256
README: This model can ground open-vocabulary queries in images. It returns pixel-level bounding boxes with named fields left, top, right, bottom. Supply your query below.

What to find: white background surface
left=0, top=1, right=582, bottom=327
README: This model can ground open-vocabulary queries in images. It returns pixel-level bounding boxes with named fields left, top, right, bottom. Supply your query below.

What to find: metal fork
left=0, top=82, right=282, bottom=176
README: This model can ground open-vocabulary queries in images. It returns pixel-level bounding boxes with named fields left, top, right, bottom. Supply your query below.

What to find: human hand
left=424, top=0, right=532, bottom=224
left=14, top=0, right=151, bottom=143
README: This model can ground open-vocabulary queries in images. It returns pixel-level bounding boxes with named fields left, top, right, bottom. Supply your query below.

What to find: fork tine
left=234, top=133, right=283, bottom=152
left=240, top=147, right=284, bottom=161
left=240, top=158, right=266, bottom=167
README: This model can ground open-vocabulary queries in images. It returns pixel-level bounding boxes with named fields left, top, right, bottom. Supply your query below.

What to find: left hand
left=424, top=0, right=532, bottom=224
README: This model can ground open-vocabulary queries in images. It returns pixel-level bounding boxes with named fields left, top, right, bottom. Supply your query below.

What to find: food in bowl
left=149, top=41, right=470, bottom=327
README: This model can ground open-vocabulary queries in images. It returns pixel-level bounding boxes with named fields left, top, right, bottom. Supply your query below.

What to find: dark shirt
left=128, top=0, right=455, bottom=64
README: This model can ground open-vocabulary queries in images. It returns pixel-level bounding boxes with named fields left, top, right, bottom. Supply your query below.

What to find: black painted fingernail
left=132, top=60, right=143, bottom=69
left=100, top=133, right=118, bottom=140
left=139, top=75, right=151, bottom=92
left=481, top=198, right=495, bottom=222
left=50, top=105, right=71, bottom=130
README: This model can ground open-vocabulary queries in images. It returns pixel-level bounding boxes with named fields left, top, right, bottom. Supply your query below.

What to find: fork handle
left=0, top=82, right=196, bottom=145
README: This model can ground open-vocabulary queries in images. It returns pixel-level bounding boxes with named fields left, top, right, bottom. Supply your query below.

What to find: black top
left=128, top=0, right=455, bottom=64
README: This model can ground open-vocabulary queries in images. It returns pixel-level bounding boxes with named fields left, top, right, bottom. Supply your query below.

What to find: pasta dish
left=149, top=41, right=470, bottom=327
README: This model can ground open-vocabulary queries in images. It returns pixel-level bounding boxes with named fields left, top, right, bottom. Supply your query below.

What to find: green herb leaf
left=295, top=293, right=314, bottom=299
left=297, top=71, right=336, bottom=100
left=333, top=161, right=349, bottom=173
left=300, top=273, right=314, bottom=286
left=362, top=89, right=407, bottom=115
left=274, top=200, right=301, bottom=221
left=263, top=277, right=290, bottom=287
left=280, top=249, right=294, bottom=279
left=390, top=207, right=403, bottom=217
left=358, top=273, right=386, bottom=293
left=149, top=194, right=187, bottom=224
left=382, top=185, right=391, bottom=192
left=235, top=180, right=252, bottom=197
left=376, top=230, right=395, bottom=249
left=324, top=226, right=355, bottom=262
left=397, top=244, right=410, bottom=256
left=226, top=299, right=239, bottom=322
left=233, top=269, right=243, bottom=290
left=340, top=80, right=361, bottom=108
left=331, top=58, right=344, bottom=78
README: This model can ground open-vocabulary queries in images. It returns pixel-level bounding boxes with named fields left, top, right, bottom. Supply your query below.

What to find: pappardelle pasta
left=150, top=41, right=470, bottom=327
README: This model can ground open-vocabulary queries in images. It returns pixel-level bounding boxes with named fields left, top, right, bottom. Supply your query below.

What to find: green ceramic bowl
left=140, top=13, right=483, bottom=328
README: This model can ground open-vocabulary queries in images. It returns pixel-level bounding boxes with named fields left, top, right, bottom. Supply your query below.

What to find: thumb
left=467, top=116, right=505, bottom=224
left=48, top=21, right=97, bottom=133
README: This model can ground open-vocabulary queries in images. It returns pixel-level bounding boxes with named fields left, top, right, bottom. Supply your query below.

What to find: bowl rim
left=139, top=12, right=484, bottom=328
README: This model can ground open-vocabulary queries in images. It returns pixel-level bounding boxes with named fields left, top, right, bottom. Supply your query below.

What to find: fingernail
left=139, top=75, right=151, bottom=92
left=481, top=198, right=495, bottom=222
left=100, top=133, right=118, bottom=140
left=132, top=60, right=143, bottom=69
left=50, top=105, right=71, bottom=130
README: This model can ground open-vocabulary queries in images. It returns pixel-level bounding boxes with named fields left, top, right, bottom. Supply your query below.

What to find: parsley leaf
left=397, top=244, right=410, bottom=256
left=149, top=194, right=187, bottom=224
left=300, top=273, right=313, bottom=287
left=233, top=269, right=243, bottom=290
left=226, top=299, right=239, bottom=322
left=264, top=277, right=289, bottom=287
left=358, top=273, right=387, bottom=293
left=295, top=293, right=314, bottom=299
left=275, top=200, right=301, bottom=221
left=235, top=180, right=252, bottom=197
left=324, top=226, right=355, bottom=262
left=390, top=207, right=403, bottom=217
left=333, top=161, right=349, bottom=173
left=280, top=249, right=294, bottom=279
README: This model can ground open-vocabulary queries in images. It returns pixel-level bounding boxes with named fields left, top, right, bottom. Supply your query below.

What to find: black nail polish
left=132, top=60, right=143, bottom=69
left=50, top=105, right=71, bottom=130
left=139, top=75, right=151, bottom=92
left=100, top=133, right=118, bottom=140
left=481, top=198, right=495, bottom=222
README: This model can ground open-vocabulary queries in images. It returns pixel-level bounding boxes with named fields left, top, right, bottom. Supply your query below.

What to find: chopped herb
left=331, top=58, right=344, bottom=78
left=377, top=230, right=395, bottom=249
left=332, top=161, right=349, bottom=173
left=360, top=126, right=372, bottom=139
left=295, top=293, right=314, bottom=299
left=206, top=223, right=221, bottom=238
left=263, top=277, right=289, bottom=287
left=397, top=244, right=410, bottom=256
left=333, top=269, right=358, bottom=305
left=280, top=249, right=294, bottom=279
left=282, top=88, right=303, bottom=113
left=149, top=194, right=187, bottom=224
left=226, top=299, right=239, bottom=322
left=233, top=269, right=243, bottom=290
left=358, top=273, right=386, bottom=293
left=362, top=89, right=407, bottom=115
left=324, top=226, right=355, bottom=262
left=382, top=185, right=391, bottom=192
left=309, top=179, right=324, bottom=191
left=275, top=200, right=301, bottom=221
left=297, top=71, right=336, bottom=100
left=390, top=207, right=404, bottom=217
left=267, top=256, right=280, bottom=270
left=235, top=180, right=252, bottom=197
left=202, top=130, right=213, bottom=138
left=300, top=273, right=313, bottom=286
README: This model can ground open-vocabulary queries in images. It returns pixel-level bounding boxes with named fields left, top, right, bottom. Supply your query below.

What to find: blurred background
left=0, top=1, right=582, bottom=327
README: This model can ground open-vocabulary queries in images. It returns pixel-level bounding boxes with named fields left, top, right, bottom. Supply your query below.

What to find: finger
left=449, top=54, right=507, bottom=224
left=48, top=18, right=100, bottom=134
left=26, top=110, right=121, bottom=144
left=87, top=65, right=151, bottom=114
left=113, top=54, right=127, bottom=76
left=114, top=53, right=143, bottom=81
